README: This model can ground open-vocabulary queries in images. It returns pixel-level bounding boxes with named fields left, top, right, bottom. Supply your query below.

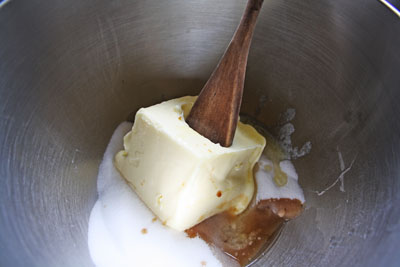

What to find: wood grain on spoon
left=186, top=0, right=264, bottom=147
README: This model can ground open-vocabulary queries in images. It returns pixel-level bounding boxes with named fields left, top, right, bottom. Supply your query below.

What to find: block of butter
left=115, top=96, right=266, bottom=231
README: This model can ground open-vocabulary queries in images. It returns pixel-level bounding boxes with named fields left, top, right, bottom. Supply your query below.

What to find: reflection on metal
left=378, top=0, right=400, bottom=18
left=0, top=0, right=12, bottom=8
left=314, top=153, right=357, bottom=196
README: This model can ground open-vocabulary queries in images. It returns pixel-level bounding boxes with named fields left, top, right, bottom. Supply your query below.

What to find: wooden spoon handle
left=186, top=0, right=264, bottom=147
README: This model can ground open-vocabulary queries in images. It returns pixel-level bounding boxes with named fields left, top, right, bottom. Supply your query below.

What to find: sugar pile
left=277, top=108, right=312, bottom=160
left=88, top=122, right=223, bottom=267
left=255, top=156, right=305, bottom=203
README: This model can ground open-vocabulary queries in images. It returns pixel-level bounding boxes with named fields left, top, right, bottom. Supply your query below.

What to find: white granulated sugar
left=277, top=109, right=312, bottom=160
left=88, top=122, right=222, bottom=267
left=255, top=155, right=305, bottom=203
left=279, top=108, right=296, bottom=124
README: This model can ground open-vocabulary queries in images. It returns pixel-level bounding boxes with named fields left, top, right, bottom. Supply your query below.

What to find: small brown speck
left=152, top=217, right=157, bottom=223
left=162, top=220, right=167, bottom=226
left=201, top=261, right=207, bottom=266
left=216, top=191, right=222, bottom=197
left=208, top=149, right=212, bottom=152
left=178, top=116, right=182, bottom=120
left=141, top=228, right=148, bottom=234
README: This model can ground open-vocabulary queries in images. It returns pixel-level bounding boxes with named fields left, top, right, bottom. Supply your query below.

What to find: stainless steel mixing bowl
left=1, top=0, right=399, bottom=266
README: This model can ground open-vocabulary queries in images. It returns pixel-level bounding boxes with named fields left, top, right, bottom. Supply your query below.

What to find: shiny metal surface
left=0, top=0, right=399, bottom=266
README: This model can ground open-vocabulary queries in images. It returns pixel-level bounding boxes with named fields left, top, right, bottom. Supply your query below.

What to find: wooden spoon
left=186, top=0, right=264, bottom=147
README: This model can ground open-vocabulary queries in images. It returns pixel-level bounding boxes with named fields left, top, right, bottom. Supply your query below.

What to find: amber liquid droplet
left=272, top=159, right=288, bottom=187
